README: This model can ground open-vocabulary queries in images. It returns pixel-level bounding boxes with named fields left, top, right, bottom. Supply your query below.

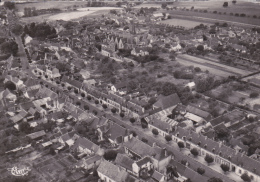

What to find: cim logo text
left=7, top=166, right=31, bottom=176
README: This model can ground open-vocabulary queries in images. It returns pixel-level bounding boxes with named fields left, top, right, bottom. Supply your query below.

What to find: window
left=239, top=169, right=242, bottom=174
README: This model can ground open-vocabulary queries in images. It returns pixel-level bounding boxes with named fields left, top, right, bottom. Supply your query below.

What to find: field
left=162, top=18, right=211, bottom=28
left=15, top=1, right=88, bottom=12
left=243, top=74, right=260, bottom=87
left=177, top=54, right=252, bottom=78
left=170, top=1, right=260, bottom=16
left=20, top=7, right=121, bottom=22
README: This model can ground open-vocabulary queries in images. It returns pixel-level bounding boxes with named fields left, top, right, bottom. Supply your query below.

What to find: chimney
left=163, top=148, right=167, bottom=156
left=219, top=141, right=222, bottom=148
left=152, top=142, right=156, bottom=147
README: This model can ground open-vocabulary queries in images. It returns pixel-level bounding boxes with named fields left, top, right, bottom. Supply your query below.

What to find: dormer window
left=188, top=137, right=192, bottom=141
left=219, top=152, right=222, bottom=156
left=228, top=156, right=231, bottom=160
left=183, top=136, right=186, bottom=140
left=176, top=133, right=179, bottom=137
left=198, top=141, right=201, bottom=146
left=212, top=148, right=215, bottom=153
left=204, top=144, right=207, bottom=149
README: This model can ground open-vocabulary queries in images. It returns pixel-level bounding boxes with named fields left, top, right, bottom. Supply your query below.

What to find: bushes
left=152, top=128, right=159, bottom=136
left=197, top=167, right=205, bottom=175
left=220, top=164, right=230, bottom=173
left=190, top=148, right=199, bottom=157
left=177, top=141, right=185, bottom=150
left=204, top=155, right=214, bottom=165
left=250, top=92, right=259, bottom=98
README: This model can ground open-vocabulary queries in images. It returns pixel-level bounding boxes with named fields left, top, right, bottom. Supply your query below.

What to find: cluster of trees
left=24, top=22, right=57, bottom=39
left=24, top=7, right=37, bottom=17
left=11, top=24, right=23, bottom=36
left=0, top=38, right=18, bottom=56
left=4, top=2, right=15, bottom=10
left=194, top=75, right=216, bottom=93
left=97, top=57, right=121, bottom=79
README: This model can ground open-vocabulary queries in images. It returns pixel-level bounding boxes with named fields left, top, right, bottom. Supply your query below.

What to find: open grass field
left=177, top=54, right=252, bottom=78
left=168, top=1, right=260, bottom=16
left=15, top=1, right=88, bottom=12
left=162, top=18, right=211, bottom=28
left=166, top=9, right=260, bottom=27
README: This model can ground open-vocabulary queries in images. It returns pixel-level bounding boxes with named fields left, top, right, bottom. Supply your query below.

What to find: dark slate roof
left=153, top=93, right=181, bottom=110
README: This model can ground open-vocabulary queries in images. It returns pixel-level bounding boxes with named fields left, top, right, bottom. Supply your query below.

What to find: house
left=115, top=153, right=135, bottom=173
left=97, top=121, right=133, bottom=146
left=153, top=93, right=181, bottom=110
left=75, top=155, right=102, bottom=170
left=185, top=105, right=213, bottom=122
left=231, top=44, right=247, bottom=53
left=170, top=43, right=182, bottom=52
left=131, top=47, right=149, bottom=57
left=27, top=130, right=46, bottom=141
left=46, top=66, right=61, bottom=79
left=172, top=126, right=260, bottom=182
left=71, top=137, right=100, bottom=158
left=0, top=89, right=17, bottom=102
left=111, top=82, right=127, bottom=95
left=151, top=170, right=166, bottom=182
left=97, top=160, right=133, bottom=182
left=59, top=131, right=79, bottom=147
left=124, top=137, right=172, bottom=171
left=148, top=118, right=173, bottom=137
left=4, top=75, right=24, bottom=90
left=132, top=156, right=153, bottom=177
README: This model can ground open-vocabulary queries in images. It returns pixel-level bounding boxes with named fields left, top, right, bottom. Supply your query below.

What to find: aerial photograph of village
left=0, top=0, right=260, bottom=181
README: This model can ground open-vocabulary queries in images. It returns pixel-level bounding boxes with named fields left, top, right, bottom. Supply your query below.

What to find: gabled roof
left=105, top=122, right=128, bottom=142
left=153, top=93, right=181, bottom=110
left=151, top=170, right=164, bottom=181
left=186, top=105, right=212, bottom=120
left=72, top=137, right=99, bottom=153
left=97, top=160, right=129, bottom=182
left=113, top=82, right=127, bottom=90
left=149, top=118, right=172, bottom=132
left=27, top=130, right=46, bottom=139
left=115, top=153, right=134, bottom=171
left=135, top=156, right=152, bottom=167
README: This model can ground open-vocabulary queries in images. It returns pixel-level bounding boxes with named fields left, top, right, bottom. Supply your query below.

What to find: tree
left=161, top=3, right=167, bottom=9
left=130, top=131, right=137, bottom=137
left=177, top=141, right=185, bottom=150
left=19, top=122, right=31, bottom=134
left=220, top=164, right=230, bottom=173
left=11, top=24, right=23, bottom=36
left=4, top=81, right=16, bottom=90
left=116, top=2, right=122, bottom=7
left=223, top=2, right=228, bottom=7
left=120, top=112, right=124, bottom=118
left=250, top=92, right=259, bottom=98
left=84, top=105, right=89, bottom=110
left=232, top=0, right=237, bottom=4
left=161, top=82, right=177, bottom=96
left=102, top=104, right=107, bottom=109
left=81, top=93, right=85, bottom=98
left=87, top=95, right=91, bottom=101
left=190, top=148, right=199, bottom=157
left=1, top=41, right=18, bottom=55
left=95, top=100, right=99, bottom=105
left=4, top=2, right=15, bottom=10
left=49, top=147, right=56, bottom=155
left=129, top=118, right=135, bottom=124
left=152, top=128, right=159, bottom=136
left=197, top=45, right=204, bottom=52
left=204, top=155, right=214, bottom=165
left=103, top=150, right=118, bottom=161
left=141, top=120, right=148, bottom=129
left=197, top=167, right=205, bottom=175
left=141, top=137, right=148, bottom=143
left=76, top=101, right=81, bottom=106
left=208, top=177, right=223, bottom=182
left=74, top=89, right=79, bottom=94
left=111, top=108, right=117, bottom=114
left=165, top=135, right=172, bottom=142
left=93, top=110, right=97, bottom=115
left=241, top=173, right=251, bottom=182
